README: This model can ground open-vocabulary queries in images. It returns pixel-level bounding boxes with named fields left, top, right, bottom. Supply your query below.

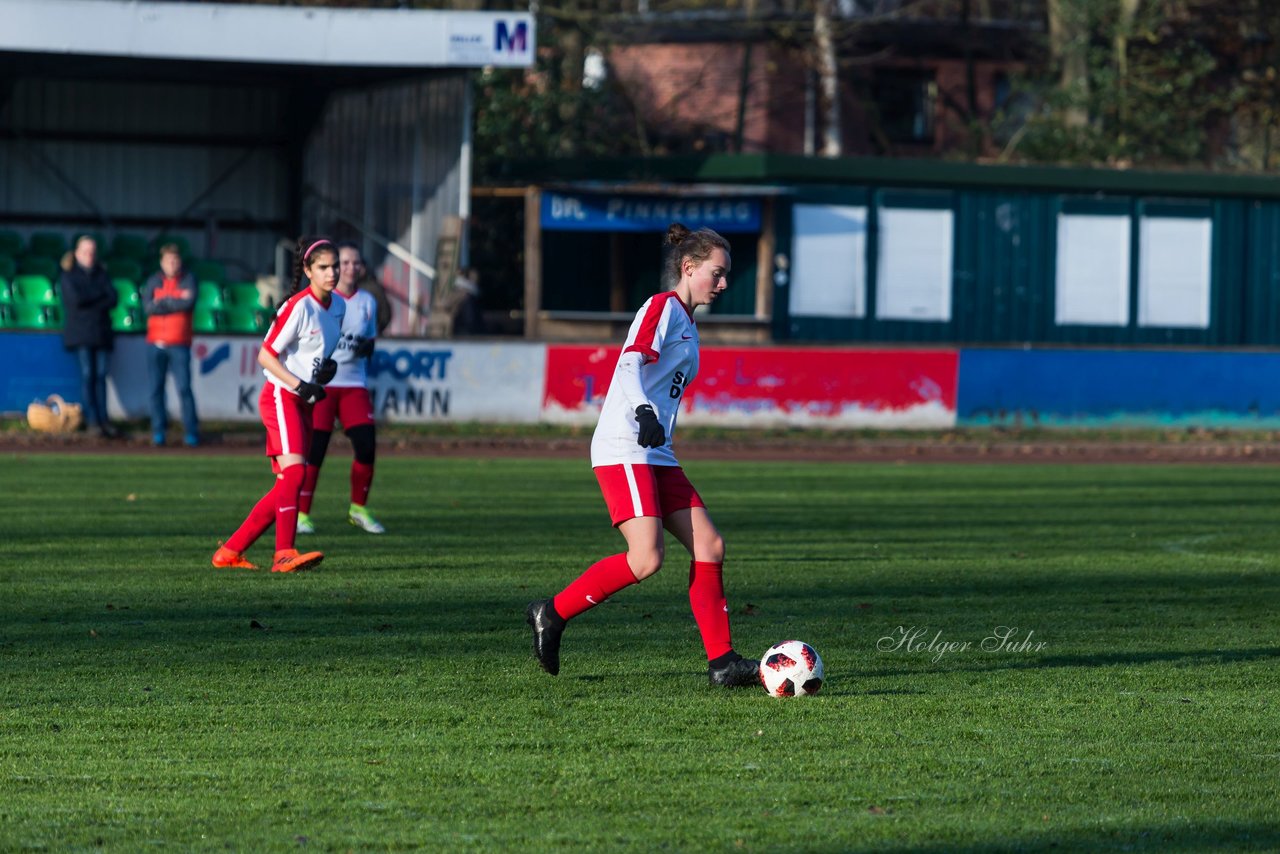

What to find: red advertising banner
left=542, top=345, right=958, bottom=428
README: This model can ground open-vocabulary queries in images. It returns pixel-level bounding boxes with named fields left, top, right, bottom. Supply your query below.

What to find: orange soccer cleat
left=270, top=549, right=324, bottom=573
left=211, top=545, right=258, bottom=570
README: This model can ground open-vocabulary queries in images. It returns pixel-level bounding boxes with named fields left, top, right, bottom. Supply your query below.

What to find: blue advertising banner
left=958, top=348, right=1280, bottom=427
left=0, top=332, right=82, bottom=413
left=540, top=192, right=761, bottom=233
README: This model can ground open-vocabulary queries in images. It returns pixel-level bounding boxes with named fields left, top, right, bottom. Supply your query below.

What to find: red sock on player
left=225, top=477, right=281, bottom=554
left=273, top=464, right=306, bottom=552
left=553, top=553, right=638, bottom=621
left=299, top=463, right=321, bottom=515
left=351, top=461, right=374, bottom=506
left=689, top=560, right=732, bottom=660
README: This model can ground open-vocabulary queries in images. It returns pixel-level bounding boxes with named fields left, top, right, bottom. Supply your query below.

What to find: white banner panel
left=1138, top=216, right=1212, bottom=329
left=876, top=207, right=954, bottom=322
left=1056, top=213, right=1131, bottom=326
left=108, top=338, right=546, bottom=424
left=0, top=1, right=535, bottom=69
left=790, top=204, right=868, bottom=318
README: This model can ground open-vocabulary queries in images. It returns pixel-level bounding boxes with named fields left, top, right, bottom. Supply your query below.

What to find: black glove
left=634, top=404, right=665, bottom=449
left=295, top=380, right=326, bottom=405
left=353, top=338, right=375, bottom=359
left=313, top=358, right=338, bottom=385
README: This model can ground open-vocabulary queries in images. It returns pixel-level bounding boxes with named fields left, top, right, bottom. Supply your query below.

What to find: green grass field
left=2, top=452, right=1278, bottom=851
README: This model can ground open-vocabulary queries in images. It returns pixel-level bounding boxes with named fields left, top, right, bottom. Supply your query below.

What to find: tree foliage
left=473, top=2, right=669, bottom=184
left=1006, top=0, right=1280, bottom=170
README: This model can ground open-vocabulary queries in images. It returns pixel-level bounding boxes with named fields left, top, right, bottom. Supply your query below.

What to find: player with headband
left=212, top=236, right=345, bottom=573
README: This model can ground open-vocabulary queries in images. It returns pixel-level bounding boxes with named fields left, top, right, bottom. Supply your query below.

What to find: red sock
left=225, top=477, right=280, bottom=554
left=689, top=560, right=732, bottom=660
left=553, top=553, right=638, bottom=621
left=351, top=461, right=374, bottom=506
left=298, top=464, right=321, bottom=514
left=273, top=464, right=306, bottom=552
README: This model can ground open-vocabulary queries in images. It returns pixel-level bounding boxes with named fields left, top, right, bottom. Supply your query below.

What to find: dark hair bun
left=665, top=222, right=692, bottom=246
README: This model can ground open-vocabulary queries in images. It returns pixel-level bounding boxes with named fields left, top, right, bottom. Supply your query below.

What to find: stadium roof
left=0, top=0, right=535, bottom=69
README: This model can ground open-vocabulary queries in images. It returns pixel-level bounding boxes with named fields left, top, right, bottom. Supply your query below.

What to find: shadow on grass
left=850, top=818, right=1280, bottom=853
left=866, top=646, right=1280, bottom=680
left=2, top=567, right=1277, bottom=668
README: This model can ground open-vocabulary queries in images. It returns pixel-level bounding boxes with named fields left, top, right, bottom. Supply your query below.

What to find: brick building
left=604, top=1, right=1046, bottom=158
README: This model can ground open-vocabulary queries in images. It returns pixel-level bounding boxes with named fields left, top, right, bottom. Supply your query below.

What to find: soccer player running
left=211, top=237, right=344, bottom=573
left=526, top=223, right=759, bottom=687
left=296, top=242, right=385, bottom=535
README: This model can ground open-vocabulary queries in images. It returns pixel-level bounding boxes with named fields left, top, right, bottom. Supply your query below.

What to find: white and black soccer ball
left=759, top=640, right=824, bottom=697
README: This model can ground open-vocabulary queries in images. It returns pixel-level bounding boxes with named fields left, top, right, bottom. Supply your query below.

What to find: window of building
left=876, top=199, right=954, bottom=322
left=872, top=68, right=937, bottom=144
left=1138, top=211, right=1212, bottom=329
left=790, top=203, right=868, bottom=318
left=1055, top=212, right=1131, bottom=327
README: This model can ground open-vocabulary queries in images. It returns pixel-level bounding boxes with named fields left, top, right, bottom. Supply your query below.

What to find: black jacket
left=60, top=264, right=118, bottom=350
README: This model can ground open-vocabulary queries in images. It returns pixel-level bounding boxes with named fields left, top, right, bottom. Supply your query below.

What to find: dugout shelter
left=519, top=153, right=1280, bottom=349
left=0, top=0, right=534, bottom=336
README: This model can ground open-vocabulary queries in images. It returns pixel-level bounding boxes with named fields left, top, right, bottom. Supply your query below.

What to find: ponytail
left=290, top=235, right=336, bottom=296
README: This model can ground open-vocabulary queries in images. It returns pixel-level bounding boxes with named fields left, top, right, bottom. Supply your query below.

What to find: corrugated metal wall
left=302, top=72, right=468, bottom=336
left=0, top=77, right=288, bottom=280
left=779, top=186, right=1280, bottom=347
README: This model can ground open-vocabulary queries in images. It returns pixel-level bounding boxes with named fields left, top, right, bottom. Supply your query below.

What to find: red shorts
left=594, top=463, right=705, bottom=527
left=259, top=382, right=312, bottom=463
left=312, top=386, right=375, bottom=432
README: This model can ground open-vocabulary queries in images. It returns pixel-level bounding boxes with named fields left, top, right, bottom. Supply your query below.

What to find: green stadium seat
left=0, top=230, right=23, bottom=257
left=111, top=233, right=150, bottom=261
left=13, top=275, right=57, bottom=305
left=0, top=303, right=16, bottom=327
left=14, top=301, right=61, bottom=329
left=193, top=305, right=224, bottom=333
left=113, top=278, right=142, bottom=308
left=0, top=254, right=15, bottom=281
left=226, top=304, right=268, bottom=334
left=18, top=255, right=59, bottom=280
left=226, top=281, right=265, bottom=310
left=190, top=259, right=226, bottom=285
left=28, top=232, right=67, bottom=259
left=107, top=257, right=142, bottom=282
left=0, top=276, right=12, bottom=304
left=197, top=281, right=226, bottom=310
left=110, top=303, right=143, bottom=333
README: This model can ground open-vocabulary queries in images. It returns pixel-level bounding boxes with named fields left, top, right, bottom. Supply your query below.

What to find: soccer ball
left=759, top=640, right=824, bottom=697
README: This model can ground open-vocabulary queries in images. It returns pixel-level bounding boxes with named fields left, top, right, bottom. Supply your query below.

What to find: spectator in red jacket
left=141, top=244, right=199, bottom=446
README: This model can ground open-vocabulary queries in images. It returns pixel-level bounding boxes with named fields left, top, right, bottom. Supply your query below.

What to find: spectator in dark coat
left=60, top=235, right=120, bottom=438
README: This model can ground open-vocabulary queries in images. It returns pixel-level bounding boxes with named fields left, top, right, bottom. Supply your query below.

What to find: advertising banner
left=185, top=338, right=545, bottom=423
left=0, top=332, right=84, bottom=414
left=542, top=345, right=959, bottom=429
left=958, top=348, right=1280, bottom=427
left=540, top=193, right=762, bottom=233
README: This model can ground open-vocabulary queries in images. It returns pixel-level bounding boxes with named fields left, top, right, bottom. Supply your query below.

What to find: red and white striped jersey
left=327, top=288, right=379, bottom=388
left=591, top=291, right=699, bottom=467
left=261, top=288, right=344, bottom=393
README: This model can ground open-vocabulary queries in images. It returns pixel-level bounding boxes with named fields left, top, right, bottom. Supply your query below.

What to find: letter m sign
left=495, top=20, right=527, bottom=53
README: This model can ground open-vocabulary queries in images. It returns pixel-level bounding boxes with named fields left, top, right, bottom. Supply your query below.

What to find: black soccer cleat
left=525, top=599, right=564, bottom=676
left=708, top=653, right=761, bottom=688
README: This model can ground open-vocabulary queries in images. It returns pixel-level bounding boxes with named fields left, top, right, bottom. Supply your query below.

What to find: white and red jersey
left=327, top=288, right=379, bottom=388
left=261, top=288, right=344, bottom=393
left=590, top=291, right=699, bottom=467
